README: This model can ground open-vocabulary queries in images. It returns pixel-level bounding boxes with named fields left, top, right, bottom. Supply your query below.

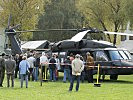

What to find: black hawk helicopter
left=3, top=26, right=133, bottom=80
left=48, top=28, right=133, bottom=80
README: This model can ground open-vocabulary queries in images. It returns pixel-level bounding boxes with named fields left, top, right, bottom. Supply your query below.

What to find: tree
left=35, top=0, right=84, bottom=41
left=0, top=0, right=45, bottom=40
left=77, top=0, right=129, bottom=45
left=125, top=0, right=133, bottom=28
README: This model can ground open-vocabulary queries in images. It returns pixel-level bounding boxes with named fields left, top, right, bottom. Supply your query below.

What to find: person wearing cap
left=86, top=52, right=94, bottom=83
left=5, top=55, right=16, bottom=87
left=69, top=54, right=84, bottom=92
left=0, top=53, right=6, bottom=87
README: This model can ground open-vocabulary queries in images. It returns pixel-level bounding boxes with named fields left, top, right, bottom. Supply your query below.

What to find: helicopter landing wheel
left=110, top=75, right=118, bottom=80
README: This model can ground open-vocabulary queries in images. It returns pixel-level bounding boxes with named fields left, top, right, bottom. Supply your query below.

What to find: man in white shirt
left=40, top=52, right=49, bottom=79
left=27, top=54, right=36, bottom=81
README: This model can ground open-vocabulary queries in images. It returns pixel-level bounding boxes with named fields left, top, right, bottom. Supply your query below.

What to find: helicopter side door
left=95, top=50, right=110, bottom=66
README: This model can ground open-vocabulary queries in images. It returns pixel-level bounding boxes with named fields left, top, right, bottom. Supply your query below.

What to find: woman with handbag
left=19, top=56, right=30, bottom=88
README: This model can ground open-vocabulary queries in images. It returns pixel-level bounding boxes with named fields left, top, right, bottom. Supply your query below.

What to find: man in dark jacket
left=14, top=54, right=20, bottom=78
left=49, top=55, right=56, bottom=81
left=63, top=56, right=71, bottom=82
left=0, top=53, right=5, bottom=87
left=5, top=55, right=16, bottom=87
left=34, top=53, right=40, bottom=81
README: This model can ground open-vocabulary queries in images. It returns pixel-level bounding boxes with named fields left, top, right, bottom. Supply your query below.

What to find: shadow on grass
left=0, top=87, right=22, bottom=90
left=93, top=79, right=133, bottom=84
left=42, top=74, right=133, bottom=84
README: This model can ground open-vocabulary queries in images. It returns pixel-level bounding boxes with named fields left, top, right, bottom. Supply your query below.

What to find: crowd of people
left=0, top=50, right=95, bottom=91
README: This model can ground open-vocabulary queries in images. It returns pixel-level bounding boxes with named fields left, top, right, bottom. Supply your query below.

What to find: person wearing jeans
left=34, top=67, right=39, bottom=81
left=69, top=75, right=80, bottom=91
left=19, top=56, right=30, bottom=88
left=63, top=68, right=71, bottom=82
left=20, top=74, right=28, bottom=88
left=49, top=68, right=56, bottom=81
left=49, top=55, right=56, bottom=81
left=63, top=56, right=71, bottom=82
left=34, top=54, right=40, bottom=81
left=69, top=54, right=84, bottom=92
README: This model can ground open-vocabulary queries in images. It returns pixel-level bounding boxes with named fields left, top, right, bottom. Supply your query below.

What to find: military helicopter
left=49, top=28, right=133, bottom=80
left=3, top=24, right=133, bottom=80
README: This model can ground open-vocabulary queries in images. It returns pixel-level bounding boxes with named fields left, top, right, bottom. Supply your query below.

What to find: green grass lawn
left=0, top=74, right=133, bottom=100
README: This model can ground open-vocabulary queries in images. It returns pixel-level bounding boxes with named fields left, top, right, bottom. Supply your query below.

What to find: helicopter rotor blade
left=9, top=24, right=21, bottom=30
left=104, top=31, right=133, bottom=36
left=7, top=14, right=12, bottom=29
left=4, top=33, right=8, bottom=49
left=71, top=30, right=91, bottom=42
left=4, top=14, right=11, bottom=49
left=5, top=29, right=79, bottom=34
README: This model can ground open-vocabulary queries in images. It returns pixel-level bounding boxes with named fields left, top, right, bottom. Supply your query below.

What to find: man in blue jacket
left=19, top=56, right=30, bottom=88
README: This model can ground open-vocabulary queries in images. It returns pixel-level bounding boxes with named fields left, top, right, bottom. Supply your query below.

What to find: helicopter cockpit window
left=109, top=51, right=123, bottom=60
left=119, top=51, right=128, bottom=60
left=96, top=51, right=108, bottom=61
left=123, top=51, right=132, bottom=59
